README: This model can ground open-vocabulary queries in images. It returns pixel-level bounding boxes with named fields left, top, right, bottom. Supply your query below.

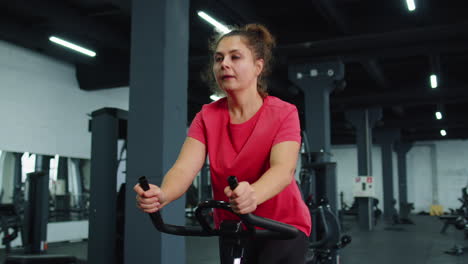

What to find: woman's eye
left=232, top=55, right=240, bottom=60
left=214, top=56, right=223, bottom=62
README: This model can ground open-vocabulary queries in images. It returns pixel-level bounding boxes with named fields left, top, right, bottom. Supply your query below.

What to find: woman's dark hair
left=201, top=24, right=276, bottom=98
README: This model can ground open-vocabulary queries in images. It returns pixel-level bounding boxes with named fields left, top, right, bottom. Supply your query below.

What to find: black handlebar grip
left=139, top=176, right=150, bottom=191
left=228, top=176, right=238, bottom=190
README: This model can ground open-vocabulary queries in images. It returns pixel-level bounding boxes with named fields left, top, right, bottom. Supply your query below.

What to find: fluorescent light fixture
left=430, top=74, right=438, bottom=88
left=435, top=111, right=442, bottom=120
left=440, top=129, right=447, bottom=136
left=233, top=258, right=241, bottom=264
left=210, top=94, right=222, bottom=101
left=406, top=0, right=416, bottom=11
left=197, top=11, right=230, bottom=34
left=49, top=36, right=96, bottom=57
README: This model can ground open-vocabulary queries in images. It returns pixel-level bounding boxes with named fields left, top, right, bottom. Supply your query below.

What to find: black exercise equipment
left=440, top=186, right=468, bottom=256
left=4, top=172, right=77, bottom=264
left=305, top=198, right=351, bottom=264
left=398, top=202, right=415, bottom=224
left=139, top=176, right=303, bottom=264
left=299, top=146, right=352, bottom=263
left=299, top=151, right=338, bottom=229
left=0, top=204, right=21, bottom=254
left=389, top=199, right=415, bottom=225
left=341, top=198, right=382, bottom=226
left=139, top=176, right=350, bottom=264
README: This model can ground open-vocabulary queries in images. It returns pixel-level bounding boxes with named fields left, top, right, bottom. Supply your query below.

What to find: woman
left=134, top=24, right=311, bottom=263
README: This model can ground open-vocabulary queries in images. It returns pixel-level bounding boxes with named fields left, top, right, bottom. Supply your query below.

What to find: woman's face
left=213, top=36, right=264, bottom=94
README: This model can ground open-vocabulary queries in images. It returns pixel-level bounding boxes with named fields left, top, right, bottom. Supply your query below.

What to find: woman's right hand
left=134, top=183, right=167, bottom=213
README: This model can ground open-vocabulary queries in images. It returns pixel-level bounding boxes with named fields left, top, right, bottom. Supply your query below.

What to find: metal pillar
left=375, top=129, right=400, bottom=223
left=289, top=61, right=344, bottom=161
left=199, top=160, right=211, bottom=202
left=88, top=108, right=127, bottom=264
left=13, top=153, right=23, bottom=206
left=24, top=153, right=51, bottom=254
left=70, top=158, right=84, bottom=210
left=125, top=1, right=189, bottom=264
left=395, top=142, right=413, bottom=219
left=345, top=108, right=382, bottom=231
left=289, top=61, right=343, bottom=263
left=289, top=61, right=344, bottom=210
left=55, top=157, right=70, bottom=220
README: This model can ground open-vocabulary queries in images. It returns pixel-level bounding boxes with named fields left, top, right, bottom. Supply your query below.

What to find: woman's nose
left=220, top=58, right=230, bottom=69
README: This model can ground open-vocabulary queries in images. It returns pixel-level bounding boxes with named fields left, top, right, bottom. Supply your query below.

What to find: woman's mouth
left=222, top=75, right=234, bottom=80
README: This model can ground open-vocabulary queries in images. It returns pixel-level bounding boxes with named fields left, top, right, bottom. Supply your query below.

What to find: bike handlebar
left=138, top=176, right=301, bottom=240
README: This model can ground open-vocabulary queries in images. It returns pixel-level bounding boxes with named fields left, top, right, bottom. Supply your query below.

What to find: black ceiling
left=2, top=0, right=468, bottom=144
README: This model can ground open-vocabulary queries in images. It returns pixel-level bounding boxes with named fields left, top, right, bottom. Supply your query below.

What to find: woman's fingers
left=134, top=183, right=165, bottom=212
left=228, top=181, right=257, bottom=214
left=136, top=194, right=159, bottom=204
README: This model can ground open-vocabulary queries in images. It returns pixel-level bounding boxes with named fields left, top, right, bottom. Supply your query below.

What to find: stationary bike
left=305, top=197, right=351, bottom=264
left=140, top=176, right=341, bottom=264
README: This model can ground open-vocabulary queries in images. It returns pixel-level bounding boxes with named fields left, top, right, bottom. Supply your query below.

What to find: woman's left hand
left=224, top=181, right=258, bottom=214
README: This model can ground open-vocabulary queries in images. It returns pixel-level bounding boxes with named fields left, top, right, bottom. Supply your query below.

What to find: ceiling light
left=406, top=0, right=416, bottom=11
left=435, top=111, right=442, bottom=120
left=197, top=11, right=230, bottom=34
left=210, top=94, right=222, bottom=101
left=49, top=36, right=96, bottom=57
left=440, top=129, right=447, bottom=136
left=430, top=74, right=438, bottom=89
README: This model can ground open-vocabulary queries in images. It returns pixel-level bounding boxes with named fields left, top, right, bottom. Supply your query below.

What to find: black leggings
left=220, top=232, right=309, bottom=264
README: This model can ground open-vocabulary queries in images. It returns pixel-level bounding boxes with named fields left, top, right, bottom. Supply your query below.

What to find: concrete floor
left=1, top=214, right=467, bottom=264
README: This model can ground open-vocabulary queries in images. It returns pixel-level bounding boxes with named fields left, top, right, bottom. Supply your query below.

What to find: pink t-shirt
left=188, top=96, right=311, bottom=236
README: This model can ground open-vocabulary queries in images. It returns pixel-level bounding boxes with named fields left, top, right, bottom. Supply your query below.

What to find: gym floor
left=1, top=215, right=467, bottom=264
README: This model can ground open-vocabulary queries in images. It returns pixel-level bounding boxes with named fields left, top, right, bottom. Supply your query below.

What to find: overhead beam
left=311, top=1, right=391, bottom=88
left=279, top=21, right=468, bottom=62
left=310, top=0, right=401, bottom=118
left=332, top=87, right=468, bottom=109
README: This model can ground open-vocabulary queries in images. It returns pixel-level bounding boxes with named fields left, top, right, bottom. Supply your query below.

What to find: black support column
left=125, top=1, right=189, bottom=264
left=24, top=154, right=51, bottom=253
left=375, top=129, right=400, bottom=223
left=12, top=152, right=23, bottom=206
left=88, top=108, right=126, bottom=264
left=200, top=160, right=210, bottom=202
left=289, top=61, right=343, bottom=261
left=289, top=61, right=344, bottom=212
left=345, top=108, right=382, bottom=231
left=289, top=61, right=344, bottom=161
left=395, top=142, right=412, bottom=219
left=55, top=157, right=70, bottom=220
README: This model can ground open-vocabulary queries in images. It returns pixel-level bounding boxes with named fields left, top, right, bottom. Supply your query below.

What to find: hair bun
left=244, top=24, right=276, bottom=49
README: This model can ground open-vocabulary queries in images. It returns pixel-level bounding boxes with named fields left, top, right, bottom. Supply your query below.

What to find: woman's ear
left=255, top=59, right=264, bottom=77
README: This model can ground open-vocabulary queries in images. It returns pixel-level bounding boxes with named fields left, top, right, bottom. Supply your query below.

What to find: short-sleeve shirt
left=188, top=95, right=311, bottom=236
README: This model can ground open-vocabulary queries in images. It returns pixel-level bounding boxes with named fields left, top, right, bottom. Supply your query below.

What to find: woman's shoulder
left=264, top=96, right=297, bottom=112
left=199, top=97, right=227, bottom=115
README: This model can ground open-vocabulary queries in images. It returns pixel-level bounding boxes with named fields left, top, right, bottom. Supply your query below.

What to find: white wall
left=430, top=140, right=468, bottom=210
left=331, top=140, right=468, bottom=214
left=0, top=40, right=129, bottom=159
left=332, top=145, right=395, bottom=211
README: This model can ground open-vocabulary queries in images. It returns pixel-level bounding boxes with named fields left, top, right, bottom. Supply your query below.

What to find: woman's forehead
left=216, top=36, right=249, bottom=53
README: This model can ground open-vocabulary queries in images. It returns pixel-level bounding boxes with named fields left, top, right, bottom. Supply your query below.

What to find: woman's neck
left=227, top=89, right=264, bottom=124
